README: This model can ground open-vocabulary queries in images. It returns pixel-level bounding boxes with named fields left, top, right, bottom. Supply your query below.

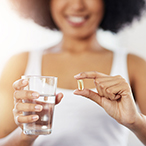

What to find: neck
left=59, top=33, right=103, bottom=54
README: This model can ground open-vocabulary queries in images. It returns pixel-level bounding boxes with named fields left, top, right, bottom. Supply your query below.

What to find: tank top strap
left=24, top=49, right=43, bottom=75
left=24, top=48, right=129, bottom=83
left=110, top=48, right=129, bottom=83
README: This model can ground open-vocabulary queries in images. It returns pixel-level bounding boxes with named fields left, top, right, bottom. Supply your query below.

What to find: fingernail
left=35, top=105, right=43, bottom=111
left=32, top=93, right=39, bottom=98
left=32, top=115, right=39, bottom=120
left=74, top=74, right=80, bottom=78
left=58, top=94, right=62, bottom=99
left=22, top=80, right=27, bottom=85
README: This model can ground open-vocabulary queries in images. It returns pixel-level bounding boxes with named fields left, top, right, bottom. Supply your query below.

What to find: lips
left=66, top=16, right=89, bottom=27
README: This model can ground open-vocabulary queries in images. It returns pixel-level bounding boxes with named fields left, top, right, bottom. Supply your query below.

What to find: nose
left=70, top=0, right=86, bottom=11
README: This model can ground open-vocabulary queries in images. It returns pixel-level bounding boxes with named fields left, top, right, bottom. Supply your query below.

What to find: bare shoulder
left=1, top=52, right=29, bottom=71
left=0, top=51, right=29, bottom=95
left=128, top=53, right=146, bottom=66
left=1, top=52, right=29, bottom=79
left=7, top=51, right=29, bottom=68
left=128, top=53, right=146, bottom=83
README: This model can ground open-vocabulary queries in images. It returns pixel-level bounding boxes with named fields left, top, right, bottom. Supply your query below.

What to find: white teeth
left=68, top=16, right=85, bottom=23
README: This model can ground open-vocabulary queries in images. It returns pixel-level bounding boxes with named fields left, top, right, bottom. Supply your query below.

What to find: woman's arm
left=0, top=52, right=28, bottom=138
left=74, top=70, right=146, bottom=145
left=0, top=52, right=63, bottom=146
left=128, top=54, right=146, bottom=114
left=127, top=54, right=146, bottom=144
left=0, top=128, right=38, bottom=146
left=0, top=52, right=37, bottom=146
left=129, top=113, right=146, bottom=145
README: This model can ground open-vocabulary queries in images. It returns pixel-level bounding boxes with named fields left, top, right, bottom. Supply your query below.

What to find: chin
left=66, top=30, right=95, bottom=40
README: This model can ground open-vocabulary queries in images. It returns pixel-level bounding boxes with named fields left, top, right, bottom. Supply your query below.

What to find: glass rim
left=21, top=75, right=58, bottom=79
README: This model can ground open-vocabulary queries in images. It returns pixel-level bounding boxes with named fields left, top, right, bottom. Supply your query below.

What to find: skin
left=74, top=71, right=146, bottom=144
left=0, top=0, right=146, bottom=145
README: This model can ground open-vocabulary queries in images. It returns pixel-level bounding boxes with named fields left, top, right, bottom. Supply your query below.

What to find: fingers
left=13, top=110, right=40, bottom=125
left=13, top=101, right=43, bottom=125
left=73, top=88, right=116, bottom=115
left=74, top=88, right=103, bottom=107
left=16, top=114, right=39, bottom=124
left=13, top=79, right=28, bottom=90
left=74, top=71, right=129, bottom=101
left=55, top=93, right=63, bottom=104
left=12, top=79, right=64, bottom=127
left=94, top=77, right=123, bottom=100
left=14, top=90, right=39, bottom=100
left=14, top=102, right=43, bottom=112
left=13, top=93, right=64, bottom=125
left=74, top=71, right=107, bottom=79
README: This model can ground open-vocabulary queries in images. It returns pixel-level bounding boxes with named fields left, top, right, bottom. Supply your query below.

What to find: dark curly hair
left=9, top=0, right=146, bottom=33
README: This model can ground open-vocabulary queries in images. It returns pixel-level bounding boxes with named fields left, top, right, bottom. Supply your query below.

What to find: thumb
left=55, top=93, right=64, bottom=105
left=74, top=88, right=103, bottom=107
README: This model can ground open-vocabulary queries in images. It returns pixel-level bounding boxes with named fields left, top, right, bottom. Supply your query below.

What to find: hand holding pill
left=74, top=71, right=139, bottom=130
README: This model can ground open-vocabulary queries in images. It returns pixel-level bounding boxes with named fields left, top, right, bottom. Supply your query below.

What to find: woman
left=0, top=0, right=146, bottom=145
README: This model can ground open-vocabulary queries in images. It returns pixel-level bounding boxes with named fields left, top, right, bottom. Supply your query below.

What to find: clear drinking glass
left=21, top=75, right=57, bottom=135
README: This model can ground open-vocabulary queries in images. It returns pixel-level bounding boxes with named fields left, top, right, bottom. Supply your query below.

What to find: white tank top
left=25, top=49, right=130, bottom=146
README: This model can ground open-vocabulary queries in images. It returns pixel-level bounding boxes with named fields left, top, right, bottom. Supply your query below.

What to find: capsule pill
left=44, top=96, right=48, bottom=101
left=77, top=79, right=84, bottom=90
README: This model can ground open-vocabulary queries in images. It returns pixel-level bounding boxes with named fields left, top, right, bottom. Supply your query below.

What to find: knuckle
left=84, top=89, right=92, bottom=98
left=17, top=116, right=21, bottom=123
left=120, top=80, right=125, bottom=84
left=120, top=78, right=127, bottom=85
left=121, top=77, right=126, bottom=82
left=15, top=102, right=20, bottom=110
left=107, top=89, right=114, bottom=96
left=93, top=71, right=98, bottom=78
left=80, top=72, right=86, bottom=77
left=106, top=88, right=111, bottom=94
left=114, top=75, right=123, bottom=80
left=13, top=91, right=18, bottom=98
left=94, top=79, right=100, bottom=84
left=27, top=116, right=33, bottom=122
left=28, top=104, right=34, bottom=111
left=99, top=83, right=104, bottom=89
left=12, top=80, right=18, bottom=89
left=125, top=82, right=130, bottom=88
left=124, top=90, right=131, bottom=95
left=110, top=92, right=114, bottom=97
left=111, top=94, right=116, bottom=100
left=13, top=80, right=21, bottom=90
left=116, top=75, right=122, bottom=78
left=115, top=75, right=127, bottom=83
left=25, top=91, right=31, bottom=99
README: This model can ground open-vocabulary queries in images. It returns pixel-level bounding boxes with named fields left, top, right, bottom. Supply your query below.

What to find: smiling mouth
left=66, top=15, right=89, bottom=27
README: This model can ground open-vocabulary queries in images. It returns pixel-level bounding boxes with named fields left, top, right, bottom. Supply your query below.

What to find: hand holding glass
left=21, top=75, right=57, bottom=135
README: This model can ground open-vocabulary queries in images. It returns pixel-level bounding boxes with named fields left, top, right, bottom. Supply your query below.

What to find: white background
left=0, top=0, right=146, bottom=145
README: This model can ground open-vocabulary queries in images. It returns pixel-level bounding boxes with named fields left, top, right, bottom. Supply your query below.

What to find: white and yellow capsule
left=77, top=79, right=84, bottom=90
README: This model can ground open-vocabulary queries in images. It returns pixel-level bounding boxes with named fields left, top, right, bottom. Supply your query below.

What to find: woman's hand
left=74, top=71, right=141, bottom=128
left=12, top=79, right=63, bottom=137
